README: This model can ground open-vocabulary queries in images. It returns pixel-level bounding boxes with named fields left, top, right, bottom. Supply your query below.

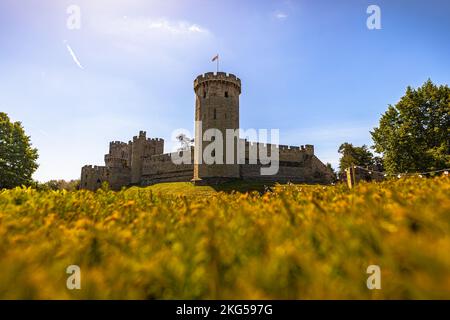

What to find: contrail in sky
left=64, top=41, right=84, bottom=69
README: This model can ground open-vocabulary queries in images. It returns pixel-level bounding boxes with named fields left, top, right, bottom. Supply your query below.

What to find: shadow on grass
left=207, top=180, right=276, bottom=194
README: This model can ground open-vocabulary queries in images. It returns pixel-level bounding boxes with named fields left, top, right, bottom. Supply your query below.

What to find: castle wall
left=81, top=133, right=332, bottom=190
left=241, top=140, right=314, bottom=161
left=238, top=141, right=333, bottom=184
left=108, top=167, right=132, bottom=190
left=80, top=165, right=131, bottom=191
left=80, top=130, right=164, bottom=191
left=80, top=165, right=109, bottom=191
left=141, top=150, right=194, bottom=185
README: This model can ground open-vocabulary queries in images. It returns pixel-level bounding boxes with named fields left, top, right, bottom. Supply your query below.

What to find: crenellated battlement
left=82, top=165, right=108, bottom=172
left=194, top=72, right=241, bottom=93
left=133, top=130, right=147, bottom=141
left=110, top=141, right=128, bottom=147
left=243, top=140, right=314, bottom=155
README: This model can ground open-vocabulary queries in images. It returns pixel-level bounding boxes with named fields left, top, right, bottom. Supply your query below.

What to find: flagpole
left=212, top=54, right=219, bottom=73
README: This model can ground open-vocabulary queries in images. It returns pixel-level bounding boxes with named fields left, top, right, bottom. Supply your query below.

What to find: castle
left=80, top=72, right=333, bottom=190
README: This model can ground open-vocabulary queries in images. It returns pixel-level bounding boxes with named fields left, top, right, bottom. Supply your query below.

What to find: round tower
left=193, top=72, right=241, bottom=183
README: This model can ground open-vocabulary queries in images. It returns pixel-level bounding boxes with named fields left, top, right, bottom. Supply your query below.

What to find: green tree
left=371, top=80, right=450, bottom=174
left=0, top=112, right=39, bottom=188
left=41, top=179, right=80, bottom=191
left=325, top=162, right=337, bottom=182
left=338, top=142, right=376, bottom=173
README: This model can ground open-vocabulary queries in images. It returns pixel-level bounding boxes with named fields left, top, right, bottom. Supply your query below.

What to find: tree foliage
left=371, top=80, right=450, bottom=174
left=338, top=142, right=379, bottom=173
left=325, top=162, right=337, bottom=182
left=38, top=179, right=80, bottom=191
left=0, top=112, right=39, bottom=188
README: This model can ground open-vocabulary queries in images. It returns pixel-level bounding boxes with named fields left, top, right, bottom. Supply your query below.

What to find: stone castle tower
left=130, top=131, right=164, bottom=184
left=193, top=72, right=241, bottom=183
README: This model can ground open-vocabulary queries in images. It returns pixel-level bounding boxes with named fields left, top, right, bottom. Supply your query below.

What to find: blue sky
left=1, top=0, right=449, bottom=181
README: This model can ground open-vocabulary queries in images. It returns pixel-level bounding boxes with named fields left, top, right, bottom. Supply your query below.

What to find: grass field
left=0, top=177, right=449, bottom=299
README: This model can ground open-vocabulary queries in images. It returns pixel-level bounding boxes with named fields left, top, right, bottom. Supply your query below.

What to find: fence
left=345, top=165, right=449, bottom=188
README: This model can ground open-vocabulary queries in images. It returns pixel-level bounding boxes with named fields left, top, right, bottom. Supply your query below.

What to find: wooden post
left=346, top=165, right=356, bottom=188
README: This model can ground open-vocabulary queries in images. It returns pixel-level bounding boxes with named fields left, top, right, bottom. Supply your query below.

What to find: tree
left=371, top=80, right=450, bottom=174
left=176, top=133, right=194, bottom=151
left=0, top=113, right=39, bottom=188
left=326, top=162, right=337, bottom=182
left=39, top=179, right=80, bottom=191
left=338, top=142, right=377, bottom=173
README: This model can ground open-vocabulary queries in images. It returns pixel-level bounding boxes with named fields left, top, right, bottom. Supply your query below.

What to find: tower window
left=213, top=108, right=217, bottom=120
left=225, top=91, right=229, bottom=98
left=203, top=91, right=206, bottom=98
left=212, top=150, right=215, bottom=157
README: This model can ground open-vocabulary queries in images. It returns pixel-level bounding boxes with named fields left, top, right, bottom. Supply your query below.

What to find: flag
left=212, top=54, right=219, bottom=62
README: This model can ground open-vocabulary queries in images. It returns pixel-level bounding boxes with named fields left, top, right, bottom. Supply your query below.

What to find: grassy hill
left=142, top=180, right=279, bottom=197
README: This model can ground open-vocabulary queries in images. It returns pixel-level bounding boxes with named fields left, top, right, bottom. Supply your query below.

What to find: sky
left=0, top=0, right=449, bottom=181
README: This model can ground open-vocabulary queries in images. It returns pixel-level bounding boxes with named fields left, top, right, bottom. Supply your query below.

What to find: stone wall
left=238, top=140, right=333, bottom=184
left=81, top=138, right=333, bottom=189
left=81, top=165, right=107, bottom=191
left=141, top=149, right=194, bottom=185
left=190, top=139, right=333, bottom=185
left=107, top=141, right=131, bottom=167
left=80, top=165, right=131, bottom=191
left=80, top=130, right=164, bottom=191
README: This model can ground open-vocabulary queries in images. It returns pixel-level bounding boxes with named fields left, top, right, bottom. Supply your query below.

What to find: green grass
left=141, top=180, right=276, bottom=197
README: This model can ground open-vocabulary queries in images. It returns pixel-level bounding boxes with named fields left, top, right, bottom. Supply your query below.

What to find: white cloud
left=92, top=16, right=210, bottom=39
left=147, top=18, right=209, bottom=34
left=88, top=16, right=214, bottom=59
left=274, top=12, right=288, bottom=20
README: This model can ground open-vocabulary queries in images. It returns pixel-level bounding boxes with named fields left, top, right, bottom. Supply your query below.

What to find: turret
left=130, top=131, right=165, bottom=185
left=130, top=131, right=147, bottom=184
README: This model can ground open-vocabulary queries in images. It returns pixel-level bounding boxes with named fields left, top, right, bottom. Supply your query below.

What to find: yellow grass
left=0, top=177, right=449, bottom=299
